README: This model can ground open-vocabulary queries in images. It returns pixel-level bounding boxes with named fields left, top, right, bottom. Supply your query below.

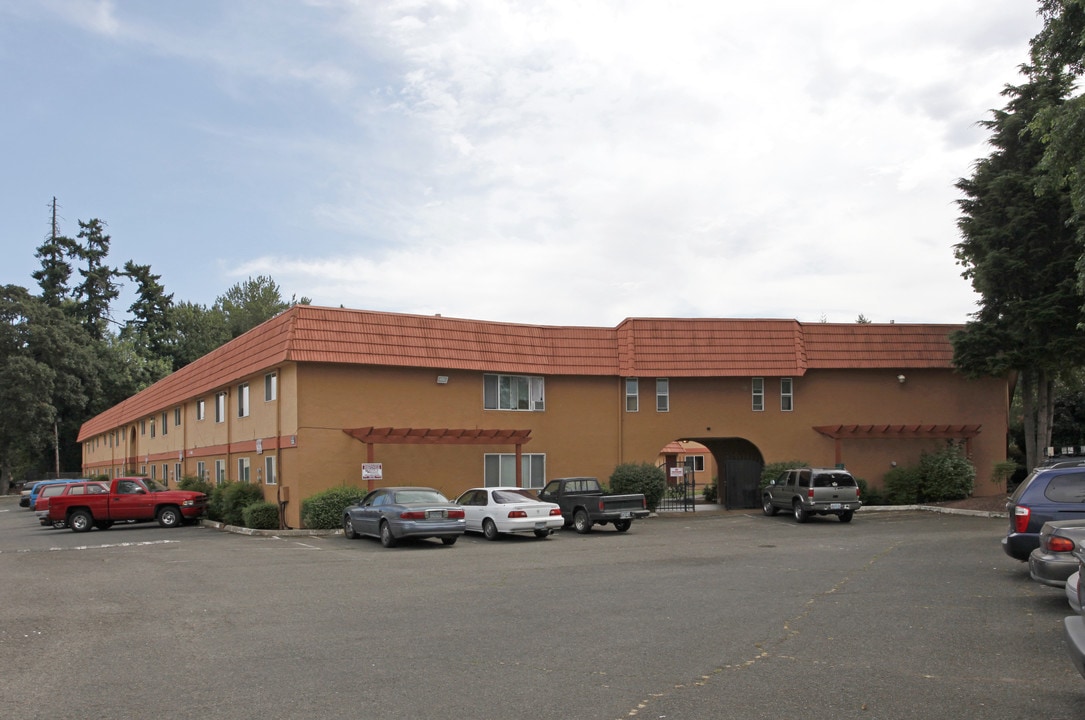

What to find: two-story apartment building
left=77, top=306, right=1009, bottom=527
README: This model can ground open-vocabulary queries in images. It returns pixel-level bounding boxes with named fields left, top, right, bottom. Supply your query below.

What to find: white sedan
left=454, top=487, right=564, bottom=540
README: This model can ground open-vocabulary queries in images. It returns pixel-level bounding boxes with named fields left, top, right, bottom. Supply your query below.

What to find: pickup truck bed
left=538, top=477, right=650, bottom=533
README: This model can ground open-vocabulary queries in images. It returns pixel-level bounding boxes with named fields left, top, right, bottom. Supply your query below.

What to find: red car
left=35, top=481, right=109, bottom=528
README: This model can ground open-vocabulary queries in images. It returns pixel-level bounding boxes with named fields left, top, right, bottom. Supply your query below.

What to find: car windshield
left=493, top=489, right=538, bottom=503
left=812, top=473, right=856, bottom=488
left=394, top=490, right=448, bottom=504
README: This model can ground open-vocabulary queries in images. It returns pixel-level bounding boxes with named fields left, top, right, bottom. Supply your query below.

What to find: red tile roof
left=77, top=306, right=962, bottom=440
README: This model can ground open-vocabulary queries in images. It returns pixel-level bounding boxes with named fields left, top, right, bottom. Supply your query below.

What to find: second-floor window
left=196, top=399, right=206, bottom=421
left=215, top=392, right=226, bottom=423
left=161, top=412, right=168, bottom=436
left=752, top=378, right=764, bottom=412
left=781, top=378, right=794, bottom=411
left=238, top=383, right=250, bottom=418
left=656, top=379, right=670, bottom=412
left=483, top=374, right=545, bottom=411
left=265, top=372, right=277, bottom=401
left=625, top=378, right=639, bottom=412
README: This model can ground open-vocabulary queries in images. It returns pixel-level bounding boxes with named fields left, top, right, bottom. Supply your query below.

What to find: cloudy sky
left=0, top=0, right=1046, bottom=327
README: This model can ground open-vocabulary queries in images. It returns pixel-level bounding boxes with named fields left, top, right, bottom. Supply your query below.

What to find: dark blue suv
left=1003, top=465, right=1085, bottom=561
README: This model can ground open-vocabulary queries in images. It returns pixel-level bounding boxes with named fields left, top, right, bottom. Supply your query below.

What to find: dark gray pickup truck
left=538, top=477, right=649, bottom=533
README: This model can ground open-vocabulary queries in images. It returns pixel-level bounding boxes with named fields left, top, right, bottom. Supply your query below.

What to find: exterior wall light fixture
left=437, top=375, right=449, bottom=385
left=897, top=374, right=906, bottom=384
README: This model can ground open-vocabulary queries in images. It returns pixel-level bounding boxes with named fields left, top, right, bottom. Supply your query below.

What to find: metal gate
left=657, top=460, right=697, bottom=512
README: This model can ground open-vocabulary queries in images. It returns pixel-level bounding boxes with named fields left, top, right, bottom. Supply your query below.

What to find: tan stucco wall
left=83, top=360, right=1009, bottom=528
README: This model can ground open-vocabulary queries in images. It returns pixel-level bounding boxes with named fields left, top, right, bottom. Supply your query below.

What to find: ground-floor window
left=484, top=453, right=546, bottom=488
left=197, top=461, right=206, bottom=481
left=215, top=460, right=226, bottom=484
left=238, top=457, right=251, bottom=482
left=174, top=463, right=182, bottom=484
left=264, top=455, right=277, bottom=485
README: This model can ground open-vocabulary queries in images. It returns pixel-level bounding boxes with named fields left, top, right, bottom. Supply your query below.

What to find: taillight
left=507, top=510, right=527, bottom=518
left=549, top=508, right=562, bottom=516
left=599, top=499, right=606, bottom=512
left=1047, top=536, right=1076, bottom=553
left=807, top=488, right=815, bottom=499
left=446, top=508, right=465, bottom=519
left=400, top=511, right=426, bottom=519
left=1013, top=506, right=1031, bottom=534
left=642, top=497, right=647, bottom=509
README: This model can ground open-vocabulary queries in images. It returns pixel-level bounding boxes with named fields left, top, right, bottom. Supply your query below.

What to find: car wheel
left=157, top=506, right=182, bottom=528
left=441, top=536, right=458, bottom=546
left=379, top=521, right=397, bottom=548
left=613, top=519, right=632, bottom=532
left=574, top=509, right=593, bottom=534
left=343, top=515, right=358, bottom=539
left=762, top=496, right=778, bottom=516
left=793, top=501, right=809, bottom=523
left=839, top=510, right=854, bottom=523
left=533, top=529, right=551, bottom=538
left=482, top=518, right=499, bottom=541
left=51, top=520, right=67, bottom=530
left=69, top=510, right=93, bottom=533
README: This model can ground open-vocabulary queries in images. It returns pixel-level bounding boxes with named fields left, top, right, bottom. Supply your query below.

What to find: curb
left=201, top=519, right=342, bottom=537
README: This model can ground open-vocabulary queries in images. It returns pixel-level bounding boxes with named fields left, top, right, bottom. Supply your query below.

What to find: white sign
left=362, top=463, right=383, bottom=480
left=670, top=467, right=685, bottom=478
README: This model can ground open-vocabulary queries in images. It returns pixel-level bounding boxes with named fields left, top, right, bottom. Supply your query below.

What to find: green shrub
left=301, top=486, right=370, bottom=529
left=220, top=482, right=268, bottom=526
left=856, top=477, right=885, bottom=506
left=760, top=460, right=808, bottom=489
left=882, top=465, right=922, bottom=505
left=208, top=484, right=227, bottom=522
left=242, top=501, right=281, bottom=530
left=703, top=481, right=718, bottom=504
left=991, top=461, right=1020, bottom=492
left=609, top=462, right=667, bottom=511
left=178, top=476, right=214, bottom=496
left=917, top=443, right=975, bottom=502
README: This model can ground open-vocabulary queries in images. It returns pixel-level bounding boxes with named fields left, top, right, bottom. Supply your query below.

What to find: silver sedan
left=343, top=487, right=465, bottom=548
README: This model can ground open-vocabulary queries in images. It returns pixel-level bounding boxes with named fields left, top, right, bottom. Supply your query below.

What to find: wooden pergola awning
left=813, top=424, right=981, bottom=440
left=343, top=426, right=532, bottom=445
left=813, top=424, right=981, bottom=466
left=343, top=426, right=533, bottom=488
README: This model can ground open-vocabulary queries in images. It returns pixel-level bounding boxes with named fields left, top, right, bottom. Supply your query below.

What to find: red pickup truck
left=48, top=476, right=209, bottom=533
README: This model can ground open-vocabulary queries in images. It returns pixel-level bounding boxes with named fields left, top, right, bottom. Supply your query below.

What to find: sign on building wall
left=362, top=463, right=383, bottom=481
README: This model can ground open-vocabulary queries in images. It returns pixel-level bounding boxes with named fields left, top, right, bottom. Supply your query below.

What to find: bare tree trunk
left=1022, top=367, right=1056, bottom=470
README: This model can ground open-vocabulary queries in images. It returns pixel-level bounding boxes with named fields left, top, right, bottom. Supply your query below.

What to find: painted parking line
left=2, top=539, right=181, bottom=554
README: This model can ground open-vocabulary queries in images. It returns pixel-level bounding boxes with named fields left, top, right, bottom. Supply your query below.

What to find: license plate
left=620, top=511, right=632, bottom=519
left=830, top=503, right=842, bottom=510
left=534, top=521, right=546, bottom=529
left=426, top=510, right=445, bottom=519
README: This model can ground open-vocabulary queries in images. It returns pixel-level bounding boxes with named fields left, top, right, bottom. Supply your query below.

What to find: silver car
left=1029, top=520, right=1085, bottom=587
left=342, top=487, right=465, bottom=548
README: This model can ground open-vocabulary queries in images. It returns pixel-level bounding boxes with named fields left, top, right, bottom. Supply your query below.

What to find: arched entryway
left=686, top=437, right=764, bottom=510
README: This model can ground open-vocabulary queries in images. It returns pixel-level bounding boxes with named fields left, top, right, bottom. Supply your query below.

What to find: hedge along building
left=77, top=305, right=1009, bottom=527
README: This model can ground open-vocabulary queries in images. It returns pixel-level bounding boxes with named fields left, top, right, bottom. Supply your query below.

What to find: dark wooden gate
left=723, top=458, right=763, bottom=509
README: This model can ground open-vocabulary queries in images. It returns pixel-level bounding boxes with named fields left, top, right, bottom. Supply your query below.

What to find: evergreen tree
left=953, top=69, right=1085, bottom=470
left=121, top=260, right=174, bottom=357
left=72, top=219, right=120, bottom=339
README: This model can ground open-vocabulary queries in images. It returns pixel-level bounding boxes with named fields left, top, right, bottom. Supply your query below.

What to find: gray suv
left=762, top=467, right=862, bottom=523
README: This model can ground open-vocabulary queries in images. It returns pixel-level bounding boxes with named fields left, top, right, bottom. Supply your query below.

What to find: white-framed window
left=237, top=383, right=250, bottom=418
left=656, top=378, right=670, bottom=412
left=197, top=461, right=206, bottom=480
left=781, top=378, right=794, bottom=412
left=150, top=464, right=157, bottom=479
left=238, top=457, right=250, bottom=482
left=161, top=464, right=169, bottom=483
left=625, top=378, right=639, bottom=412
left=752, top=378, right=765, bottom=412
left=150, top=419, right=156, bottom=438
left=265, top=372, right=277, bottom=402
left=686, top=455, right=705, bottom=472
left=196, top=399, right=206, bottom=421
left=140, top=464, right=147, bottom=476
left=173, top=463, right=181, bottom=483
left=161, top=412, right=168, bottom=436
left=174, top=407, right=182, bottom=426
left=140, top=419, right=146, bottom=435
left=484, top=453, right=546, bottom=488
left=483, top=374, right=545, bottom=411
left=265, top=455, right=276, bottom=485
left=215, top=460, right=226, bottom=484
left=215, top=392, right=226, bottom=423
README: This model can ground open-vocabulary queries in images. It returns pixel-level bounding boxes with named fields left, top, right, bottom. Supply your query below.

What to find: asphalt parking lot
left=1, top=498, right=1081, bottom=720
